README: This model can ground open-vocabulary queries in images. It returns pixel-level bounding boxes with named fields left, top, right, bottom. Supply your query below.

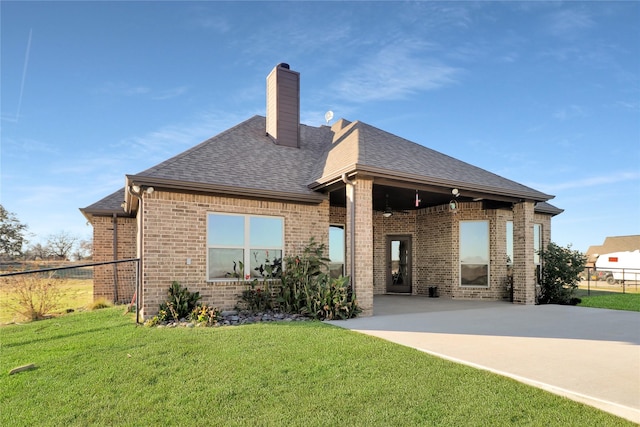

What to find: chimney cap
left=278, top=63, right=290, bottom=70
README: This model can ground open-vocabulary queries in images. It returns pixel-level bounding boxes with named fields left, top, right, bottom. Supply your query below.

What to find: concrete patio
left=327, top=295, right=640, bottom=423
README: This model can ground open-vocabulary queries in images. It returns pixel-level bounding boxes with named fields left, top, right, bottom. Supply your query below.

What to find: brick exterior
left=372, top=201, right=551, bottom=303
left=139, top=191, right=329, bottom=317
left=95, top=188, right=553, bottom=317
left=91, top=215, right=137, bottom=303
left=350, top=177, right=374, bottom=316
left=513, top=201, right=537, bottom=304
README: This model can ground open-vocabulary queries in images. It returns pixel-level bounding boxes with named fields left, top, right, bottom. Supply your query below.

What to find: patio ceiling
left=329, top=183, right=513, bottom=213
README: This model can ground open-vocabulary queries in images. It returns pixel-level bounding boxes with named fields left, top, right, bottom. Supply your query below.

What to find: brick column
left=346, top=176, right=374, bottom=316
left=512, top=201, right=536, bottom=304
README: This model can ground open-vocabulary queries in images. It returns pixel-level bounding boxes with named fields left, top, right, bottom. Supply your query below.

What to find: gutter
left=309, top=164, right=555, bottom=202
left=126, top=175, right=327, bottom=207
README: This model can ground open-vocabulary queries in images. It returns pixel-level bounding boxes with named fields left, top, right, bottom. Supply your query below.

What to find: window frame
left=459, top=220, right=490, bottom=288
left=206, top=212, right=284, bottom=281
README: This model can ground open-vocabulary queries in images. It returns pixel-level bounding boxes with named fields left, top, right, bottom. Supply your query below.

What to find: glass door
left=386, top=235, right=412, bottom=293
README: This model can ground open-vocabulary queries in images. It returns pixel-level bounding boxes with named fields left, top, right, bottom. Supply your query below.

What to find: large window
left=207, top=213, right=283, bottom=280
left=329, top=225, right=345, bottom=279
left=460, top=221, right=490, bottom=287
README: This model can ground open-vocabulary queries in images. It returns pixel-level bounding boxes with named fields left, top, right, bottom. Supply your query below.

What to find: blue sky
left=1, top=1, right=639, bottom=253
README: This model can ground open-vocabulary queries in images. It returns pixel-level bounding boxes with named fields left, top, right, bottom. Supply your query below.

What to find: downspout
left=127, top=185, right=145, bottom=324
left=342, top=173, right=356, bottom=298
left=112, top=213, right=119, bottom=302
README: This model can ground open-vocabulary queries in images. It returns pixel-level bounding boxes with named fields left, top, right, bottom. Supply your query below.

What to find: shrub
left=158, top=281, right=201, bottom=321
left=278, top=238, right=327, bottom=314
left=88, top=297, right=113, bottom=311
left=538, top=243, right=586, bottom=305
left=190, top=304, right=222, bottom=326
left=302, top=275, right=361, bottom=320
left=277, top=238, right=360, bottom=320
left=4, top=273, right=64, bottom=321
left=238, top=280, right=272, bottom=312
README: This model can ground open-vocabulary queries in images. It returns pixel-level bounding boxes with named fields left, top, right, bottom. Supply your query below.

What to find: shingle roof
left=79, top=188, right=129, bottom=219
left=84, top=114, right=559, bottom=215
left=310, top=120, right=553, bottom=201
left=586, top=235, right=640, bottom=263
left=129, top=115, right=332, bottom=200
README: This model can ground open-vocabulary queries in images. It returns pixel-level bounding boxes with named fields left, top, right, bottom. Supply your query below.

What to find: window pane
left=249, top=249, right=282, bottom=278
left=249, top=216, right=283, bottom=247
left=533, top=224, right=541, bottom=265
left=506, top=221, right=513, bottom=265
left=208, top=214, right=244, bottom=246
left=461, top=264, right=488, bottom=287
left=208, top=248, right=244, bottom=279
left=460, top=221, right=489, bottom=264
left=329, top=225, right=345, bottom=279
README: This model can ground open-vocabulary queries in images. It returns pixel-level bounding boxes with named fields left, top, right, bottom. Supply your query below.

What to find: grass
left=0, top=308, right=634, bottom=426
left=576, top=290, right=640, bottom=312
left=0, top=278, right=93, bottom=324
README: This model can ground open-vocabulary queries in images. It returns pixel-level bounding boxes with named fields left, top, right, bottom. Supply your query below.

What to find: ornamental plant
left=158, top=281, right=201, bottom=320
left=538, top=242, right=586, bottom=305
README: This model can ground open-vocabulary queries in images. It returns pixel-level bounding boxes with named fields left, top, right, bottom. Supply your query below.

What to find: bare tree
left=72, top=239, right=92, bottom=261
left=27, top=243, right=51, bottom=260
left=46, top=231, right=78, bottom=261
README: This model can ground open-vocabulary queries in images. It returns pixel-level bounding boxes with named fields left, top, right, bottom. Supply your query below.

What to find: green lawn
left=0, top=308, right=633, bottom=426
left=577, top=290, right=640, bottom=312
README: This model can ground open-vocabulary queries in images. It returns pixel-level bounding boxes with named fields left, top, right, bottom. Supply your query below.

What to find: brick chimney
left=266, top=63, right=300, bottom=148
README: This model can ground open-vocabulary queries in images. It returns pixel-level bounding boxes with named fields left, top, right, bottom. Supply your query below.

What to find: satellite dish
left=324, top=110, right=334, bottom=124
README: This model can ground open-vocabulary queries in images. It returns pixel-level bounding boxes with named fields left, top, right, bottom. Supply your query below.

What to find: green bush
left=190, top=304, right=222, bottom=326
left=301, top=275, right=361, bottom=320
left=158, top=281, right=201, bottom=320
left=277, top=238, right=360, bottom=320
left=278, top=238, right=327, bottom=314
left=238, top=280, right=273, bottom=312
left=538, top=243, right=586, bottom=305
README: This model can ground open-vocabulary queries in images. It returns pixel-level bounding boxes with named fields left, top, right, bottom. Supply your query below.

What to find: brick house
left=81, top=63, right=562, bottom=318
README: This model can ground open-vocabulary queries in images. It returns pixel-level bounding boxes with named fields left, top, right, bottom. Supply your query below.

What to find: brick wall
left=513, top=201, right=536, bottom=304
left=91, top=215, right=137, bottom=303
left=350, top=177, right=374, bottom=316
left=372, top=210, right=416, bottom=294
left=372, top=201, right=552, bottom=303
left=139, top=191, right=329, bottom=317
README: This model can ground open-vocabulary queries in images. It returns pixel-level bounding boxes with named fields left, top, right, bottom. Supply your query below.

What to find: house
left=80, top=63, right=563, bottom=318
left=585, top=235, right=640, bottom=267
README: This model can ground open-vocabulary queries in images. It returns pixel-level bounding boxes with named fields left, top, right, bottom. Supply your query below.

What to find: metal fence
left=1, top=259, right=140, bottom=323
left=582, top=266, right=639, bottom=295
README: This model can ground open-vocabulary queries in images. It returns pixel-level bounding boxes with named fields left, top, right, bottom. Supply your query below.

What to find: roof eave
left=126, top=175, right=327, bottom=206
left=310, top=164, right=554, bottom=202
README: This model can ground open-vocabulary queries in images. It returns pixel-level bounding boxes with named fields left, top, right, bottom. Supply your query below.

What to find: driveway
left=327, top=296, right=640, bottom=424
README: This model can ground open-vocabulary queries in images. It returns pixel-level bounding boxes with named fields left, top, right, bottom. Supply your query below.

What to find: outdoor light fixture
left=383, top=194, right=393, bottom=218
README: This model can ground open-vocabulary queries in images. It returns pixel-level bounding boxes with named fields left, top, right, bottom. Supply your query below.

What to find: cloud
left=553, top=104, right=586, bottom=121
left=546, top=8, right=594, bottom=38
left=534, top=171, right=640, bottom=193
left=114, top=109, right=248, bottom=165
left=333, top=44, right=460, bottom=102
left=96, top=82, right=151, bottom=97
left=152, top=86, right=189, bottom=101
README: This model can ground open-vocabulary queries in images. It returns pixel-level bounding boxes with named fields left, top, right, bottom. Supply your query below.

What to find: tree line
left=0, top=204, right=91, bottom=262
